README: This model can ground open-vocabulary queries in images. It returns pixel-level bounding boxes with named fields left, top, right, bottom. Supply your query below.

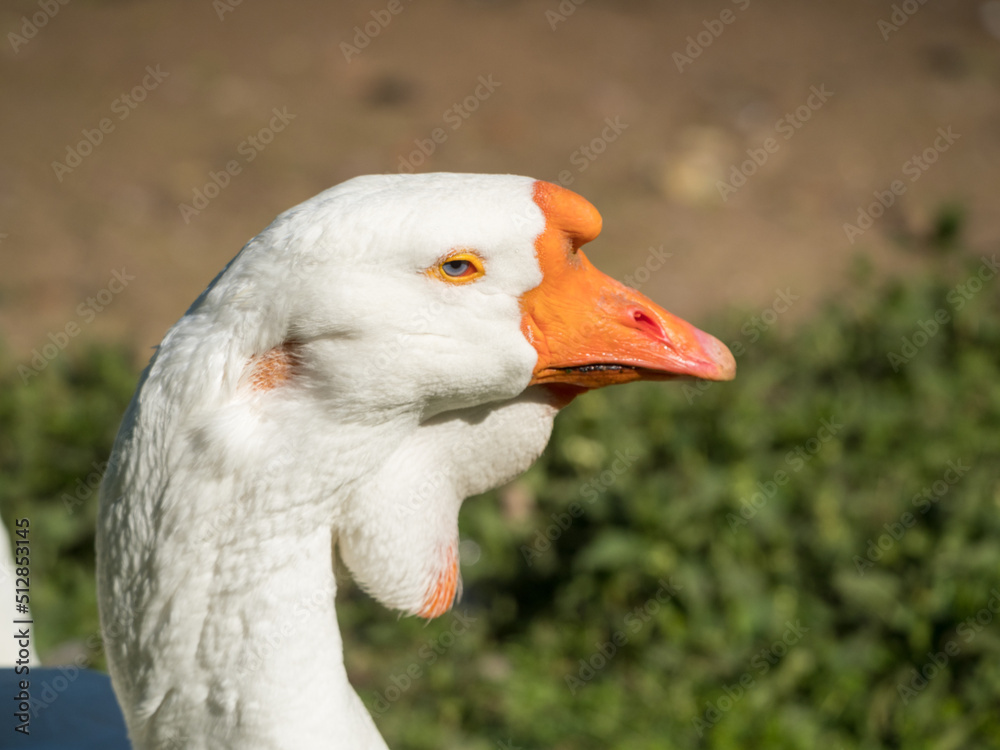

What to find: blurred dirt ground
left=1, top=0, right=998, bottom=362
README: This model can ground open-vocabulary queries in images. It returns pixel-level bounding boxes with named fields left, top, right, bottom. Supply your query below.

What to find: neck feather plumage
left=97, top=322, right=559, bottom=749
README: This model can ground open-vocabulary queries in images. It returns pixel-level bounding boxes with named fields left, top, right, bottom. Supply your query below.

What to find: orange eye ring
left=427, top=251, right=485, bottom=284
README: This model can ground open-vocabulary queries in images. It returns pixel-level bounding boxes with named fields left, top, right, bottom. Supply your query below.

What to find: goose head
left=97, top=172, right=734, bottom=749
left=235, top=174, right=732, bottom=415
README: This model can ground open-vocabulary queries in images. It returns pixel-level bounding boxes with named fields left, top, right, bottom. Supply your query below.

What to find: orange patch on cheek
left=245, top=342, right=302, bottom=391
left=418, top=543, right=460, bottom=619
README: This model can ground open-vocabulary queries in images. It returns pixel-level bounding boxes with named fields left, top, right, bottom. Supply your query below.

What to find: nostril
left=630, top=308, right=665, bottom=340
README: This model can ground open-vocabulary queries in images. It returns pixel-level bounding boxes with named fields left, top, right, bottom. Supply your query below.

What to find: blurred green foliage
left=2, top=251, right=999, bottom=749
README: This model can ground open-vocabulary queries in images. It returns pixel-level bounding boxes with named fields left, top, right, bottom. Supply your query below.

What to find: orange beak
left=521, top=182, right=736, bottom=391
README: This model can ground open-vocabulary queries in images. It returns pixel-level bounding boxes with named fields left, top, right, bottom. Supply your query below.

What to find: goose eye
left=429, top=252, right=485, bottom=284
left=443, top=259, right=473, bottom=277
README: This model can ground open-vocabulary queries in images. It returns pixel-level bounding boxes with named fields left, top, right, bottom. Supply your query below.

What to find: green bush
left=1, top=342, right=136, bottom=659
left=2, top=251, right=998, bottom=749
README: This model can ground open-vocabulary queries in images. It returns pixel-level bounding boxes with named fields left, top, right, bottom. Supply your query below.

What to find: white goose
left=96, top=173, right=735, bottom=749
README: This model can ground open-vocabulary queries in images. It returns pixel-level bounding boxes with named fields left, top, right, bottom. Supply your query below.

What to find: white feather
left=97, top=173, right=559, bottom=749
